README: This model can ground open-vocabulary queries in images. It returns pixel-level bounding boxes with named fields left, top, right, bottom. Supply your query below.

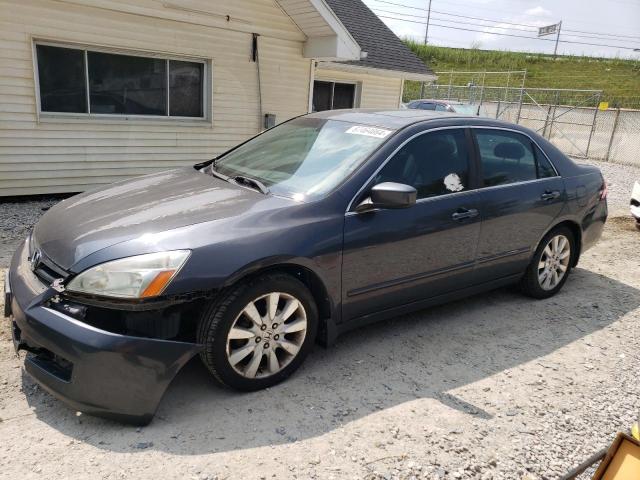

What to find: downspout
left=252, top=33, right=263, bottom=131
left=308, top=60, right=316, bottom=113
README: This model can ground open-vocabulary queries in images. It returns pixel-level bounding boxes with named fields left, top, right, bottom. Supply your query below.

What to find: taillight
left=600, top=179, right=608, bottom=200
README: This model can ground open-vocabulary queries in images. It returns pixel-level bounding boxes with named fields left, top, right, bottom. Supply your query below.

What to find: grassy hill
left=404, top=41, right=640, bottom=109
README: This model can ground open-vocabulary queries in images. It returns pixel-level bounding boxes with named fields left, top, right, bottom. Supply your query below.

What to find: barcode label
left=345, top=125, right=392, bottom=138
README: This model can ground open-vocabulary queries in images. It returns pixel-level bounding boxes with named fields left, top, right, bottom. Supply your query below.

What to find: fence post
left=547, top=91, right=560, bottom=140
left=542, top=104, right=553, bottom=139
left=605, top=107, right=621, bottom=162
left=515, top=87, right=524, bottom=124
left=585, top=93, right=601, bottom=159
left=478, top=72, right=486, bottom=110
left=496, top=99, right=501, bottom=119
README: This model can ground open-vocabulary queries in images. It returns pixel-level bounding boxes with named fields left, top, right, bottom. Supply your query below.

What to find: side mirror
left=355, top=182, right=417, bottom=213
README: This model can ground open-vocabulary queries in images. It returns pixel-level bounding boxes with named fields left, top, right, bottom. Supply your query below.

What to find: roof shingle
left=324, top=0, right=433, bottom=76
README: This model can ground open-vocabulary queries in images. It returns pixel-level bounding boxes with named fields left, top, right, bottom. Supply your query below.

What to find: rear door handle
left=451, top=208, right=479, bottom=221
left=541, top=190, right=561, bottom=201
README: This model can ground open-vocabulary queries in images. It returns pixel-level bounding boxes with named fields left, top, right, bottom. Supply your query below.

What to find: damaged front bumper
left=5, top=240, right=202, bottom=425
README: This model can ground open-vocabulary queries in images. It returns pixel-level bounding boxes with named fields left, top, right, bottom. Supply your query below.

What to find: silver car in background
left=403, top=99, right=481, bottom=116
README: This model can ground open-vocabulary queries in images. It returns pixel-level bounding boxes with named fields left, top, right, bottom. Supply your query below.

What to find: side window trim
left=346, top=126, right=476, bottom=213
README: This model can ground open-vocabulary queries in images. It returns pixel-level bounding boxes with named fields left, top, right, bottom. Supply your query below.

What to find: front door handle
left=541, top=190, right=561, bottom=201
left=451, top=208, right=479, bottom=221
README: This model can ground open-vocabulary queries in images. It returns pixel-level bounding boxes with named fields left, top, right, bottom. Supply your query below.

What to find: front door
left=471, top=128, right=566, bottom=280
left=342, top=128, right=482, bottom=321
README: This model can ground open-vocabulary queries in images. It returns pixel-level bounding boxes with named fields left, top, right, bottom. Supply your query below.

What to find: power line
left=372, top=0, right=540, bottom=28
left=562, top=28, right=640, bottom=40
left=372, top=8, right=536, bottom=32
left=372, top=7, right=640, bottom=43
left=375, top=14, right=640, bottom=51
left=369, top=0, right=640, bottom=40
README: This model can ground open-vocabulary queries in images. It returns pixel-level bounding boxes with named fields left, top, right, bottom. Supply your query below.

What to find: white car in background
left=632, top=181, right=640, bottom=230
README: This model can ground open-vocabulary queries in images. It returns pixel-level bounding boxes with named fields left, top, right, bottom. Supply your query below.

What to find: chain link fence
left=410, top=83, right=640, bottom=167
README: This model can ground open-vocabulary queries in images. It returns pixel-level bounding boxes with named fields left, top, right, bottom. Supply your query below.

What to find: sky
left=361, top=0, right=640, bottom=58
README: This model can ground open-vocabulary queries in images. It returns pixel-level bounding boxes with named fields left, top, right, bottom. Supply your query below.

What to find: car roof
left=305, top=108, right=509, bottom=130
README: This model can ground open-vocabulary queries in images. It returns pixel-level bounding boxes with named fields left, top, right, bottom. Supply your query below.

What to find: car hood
left=33, top=167, right=283, bottom=270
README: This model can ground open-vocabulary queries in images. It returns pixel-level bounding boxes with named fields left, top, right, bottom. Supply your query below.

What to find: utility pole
left=419, top=0, right=432, bottom=99
left=423, top=0, right=432, bottom=44
left=553, top=21, right=562, bottom=57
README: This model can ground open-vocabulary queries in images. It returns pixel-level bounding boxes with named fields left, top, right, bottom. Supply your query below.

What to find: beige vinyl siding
left=314, top=67, right=403, bottom=110
left=0, top=0, right=312, bottom=196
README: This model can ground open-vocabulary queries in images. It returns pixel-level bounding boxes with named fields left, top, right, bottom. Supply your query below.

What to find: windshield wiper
left=232, top=175, right=270, bottom=195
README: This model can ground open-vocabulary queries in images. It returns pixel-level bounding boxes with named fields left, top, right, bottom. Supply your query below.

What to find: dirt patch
left=606, top=215, right=639, bottom=232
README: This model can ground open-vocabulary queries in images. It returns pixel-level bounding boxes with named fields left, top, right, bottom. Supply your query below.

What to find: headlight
left=66, top=250, right=190, bottom=299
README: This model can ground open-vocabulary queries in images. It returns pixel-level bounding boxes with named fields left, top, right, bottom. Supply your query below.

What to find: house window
left=312, top=81, right=356, bottom=112
left=35, top=43, right=206, bottom=118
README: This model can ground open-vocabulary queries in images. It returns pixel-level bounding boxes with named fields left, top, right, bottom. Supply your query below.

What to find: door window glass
left=474, top=130, right=537, bottom=186
left=374, top=129, right=471, bottom=199
left=535, top=145, right=558, bottom=178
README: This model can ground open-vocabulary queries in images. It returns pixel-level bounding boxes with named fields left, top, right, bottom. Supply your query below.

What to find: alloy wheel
left=537, top=234, right=571, bottom=291
left=226, top=292, right=308, bottom=379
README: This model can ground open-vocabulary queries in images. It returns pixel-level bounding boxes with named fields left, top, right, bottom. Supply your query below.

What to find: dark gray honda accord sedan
left=5, top=109, right=607, bottom=424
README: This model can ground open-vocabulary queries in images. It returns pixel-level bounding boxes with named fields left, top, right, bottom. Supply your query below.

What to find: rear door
left=471, top=128, right=565, bottom=280
left=341, top=128, right=482, bottom=321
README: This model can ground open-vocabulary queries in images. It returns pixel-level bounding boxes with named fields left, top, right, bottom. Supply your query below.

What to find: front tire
left=520, top=226, right=575, bottom=299
left=197, top=273, right=318, bottom=391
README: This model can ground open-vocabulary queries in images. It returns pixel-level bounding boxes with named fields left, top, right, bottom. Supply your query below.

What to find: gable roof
left=322, top=0, right=434, bottom=79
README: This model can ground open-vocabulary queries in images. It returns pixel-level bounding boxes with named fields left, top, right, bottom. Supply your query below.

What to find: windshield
left=453, top=104, right=478, bottom=115
left=211, top=118, right=393, bottom=200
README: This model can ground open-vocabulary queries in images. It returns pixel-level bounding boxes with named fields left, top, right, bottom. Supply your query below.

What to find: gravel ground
left=0, top=161, right=639, bottom=480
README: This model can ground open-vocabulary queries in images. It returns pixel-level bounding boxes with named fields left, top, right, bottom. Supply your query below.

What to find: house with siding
left=0, top=0, right=435, bottom=196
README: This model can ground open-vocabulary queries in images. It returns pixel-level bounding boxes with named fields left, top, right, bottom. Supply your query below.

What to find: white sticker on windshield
left=346, top=125, right=392, bottom=138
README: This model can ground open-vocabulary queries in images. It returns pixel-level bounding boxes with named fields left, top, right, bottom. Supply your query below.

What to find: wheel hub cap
left=226, top=292, right=307, bottom=379
left=537, top=234, right=571, bottom=291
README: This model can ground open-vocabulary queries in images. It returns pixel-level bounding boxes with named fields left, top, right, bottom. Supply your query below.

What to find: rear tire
left=520, top=226, right=575, bottom=299
left=197, top=273, right=318, bottom=391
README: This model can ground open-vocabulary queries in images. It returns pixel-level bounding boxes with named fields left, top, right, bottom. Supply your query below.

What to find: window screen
left=88, top=52, right=166, bottom=115
left=35, top=44, right=205, bottom=118
left=375, top=129, right=471, bottom=199
left=474, top=130, right=537, bottom=187
left=169, top=60, right=204, bottom=117
left=333, top=83, right=355, bottom=109
left=312, top=81, right=356, bottom=112
left=36, top=45, right=87, bottom=113
left=312, top=81, right=332, bottom=112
